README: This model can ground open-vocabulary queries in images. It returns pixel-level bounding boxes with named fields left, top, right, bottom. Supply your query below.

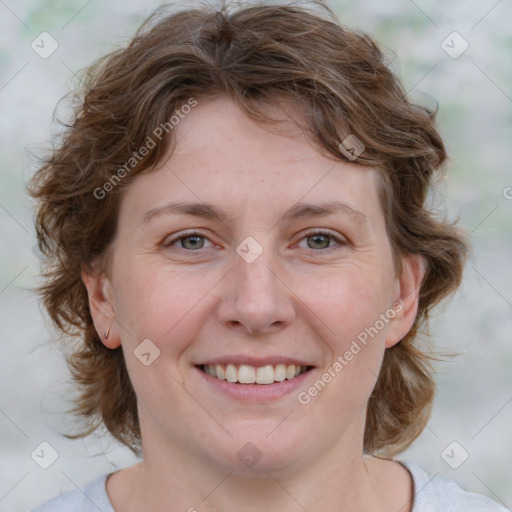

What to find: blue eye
left=163, top=229, right=346, bottom=253
left=163, top=231, right=211, bottom=251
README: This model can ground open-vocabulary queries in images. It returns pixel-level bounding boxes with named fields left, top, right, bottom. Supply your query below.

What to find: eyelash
left=162, top=229, right=347, bottom=254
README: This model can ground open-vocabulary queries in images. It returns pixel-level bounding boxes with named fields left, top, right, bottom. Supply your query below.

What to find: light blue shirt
left=32, top=460, right=509, bottom=511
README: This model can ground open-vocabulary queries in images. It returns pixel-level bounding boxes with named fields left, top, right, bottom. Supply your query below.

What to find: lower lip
left=194, top=366, right=314, bottom=402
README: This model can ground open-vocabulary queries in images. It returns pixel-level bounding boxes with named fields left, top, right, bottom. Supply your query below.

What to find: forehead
left=120, top=96, right=384, bottom=227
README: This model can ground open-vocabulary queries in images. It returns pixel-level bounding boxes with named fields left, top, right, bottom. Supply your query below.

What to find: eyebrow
left=142, top=199, right=369, bottom=225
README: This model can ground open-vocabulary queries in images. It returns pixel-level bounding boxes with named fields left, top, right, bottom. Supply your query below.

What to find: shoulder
left=31, top=474, right=114, bottom=512
left=399, top=460, right=509, bottom=512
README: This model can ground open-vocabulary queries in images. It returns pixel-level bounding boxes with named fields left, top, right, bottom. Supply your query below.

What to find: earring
left=105, top=322, right=112, bottom=339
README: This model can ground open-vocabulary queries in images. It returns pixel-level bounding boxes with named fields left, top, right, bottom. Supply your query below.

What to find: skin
left=83, top=95, right=424, bottom=512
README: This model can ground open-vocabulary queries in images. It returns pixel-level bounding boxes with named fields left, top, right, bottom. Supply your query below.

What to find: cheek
left=301, top=267, right=392, bottom=404
left=311, top=266, right=392, bottom=346
left=115, top=263, right=210, bottom=415
left=331, top=272, right=393, bottom=382
left=112, top=257, right=217, bottom=359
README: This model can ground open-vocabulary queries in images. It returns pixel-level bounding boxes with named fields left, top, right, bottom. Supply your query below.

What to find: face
left=85, top=96, right=423, bottom=475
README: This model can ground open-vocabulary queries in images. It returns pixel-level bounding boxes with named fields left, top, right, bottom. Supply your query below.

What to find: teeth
left=226, top=364, right=237, bottom=383
left=216, top=365, right=225, bottom=380
left=202, top=363, right=309, bottom=384
left=274, top=364, right=286, bottom=381
left=256, top=365, right=275, bottom=385
left=238, top=364, right=256, bottom=384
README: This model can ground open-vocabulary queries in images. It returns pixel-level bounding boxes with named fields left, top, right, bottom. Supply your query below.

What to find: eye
left=162, top=231, right=214, bottom=251
left=298, top=229, right=347, bottom=252
left=162, top=229, right=347, bottom=254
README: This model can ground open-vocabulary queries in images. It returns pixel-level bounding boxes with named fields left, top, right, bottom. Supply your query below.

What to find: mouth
left=196, top=363, right=314, bottom=385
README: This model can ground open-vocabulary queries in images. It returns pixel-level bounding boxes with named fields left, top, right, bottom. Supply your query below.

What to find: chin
left=200, top=420, right=314, bottom=475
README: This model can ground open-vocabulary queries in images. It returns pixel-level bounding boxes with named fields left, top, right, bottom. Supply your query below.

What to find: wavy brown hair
left=29, top=0, right=468, bottom=457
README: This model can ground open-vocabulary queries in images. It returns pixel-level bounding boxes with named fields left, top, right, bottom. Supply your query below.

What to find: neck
left=125, top=454, right=378, bottom=512
left=107, top=420, right=407, bottom=512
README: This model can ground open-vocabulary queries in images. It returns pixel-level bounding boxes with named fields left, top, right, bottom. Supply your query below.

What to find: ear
left=81, top=268, right=121, bottom=349
left=385, top=253, right=426, bottom=349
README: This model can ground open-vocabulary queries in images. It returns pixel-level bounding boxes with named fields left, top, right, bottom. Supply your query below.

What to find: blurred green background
left=0, top=1, right=510, bottom=510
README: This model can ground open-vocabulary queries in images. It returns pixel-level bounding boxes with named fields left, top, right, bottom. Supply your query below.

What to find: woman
left=29, top=1, right=507, bottom=510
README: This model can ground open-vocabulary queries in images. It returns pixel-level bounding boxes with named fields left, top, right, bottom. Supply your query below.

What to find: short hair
left=29, top=0, right=468, bottom=457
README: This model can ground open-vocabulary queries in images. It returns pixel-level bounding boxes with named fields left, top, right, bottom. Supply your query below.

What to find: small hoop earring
left=105, top=323, right=112, bottom=339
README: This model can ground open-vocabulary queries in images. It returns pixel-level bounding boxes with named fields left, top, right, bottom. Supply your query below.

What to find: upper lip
left=196, top=356, right=314, bottom=367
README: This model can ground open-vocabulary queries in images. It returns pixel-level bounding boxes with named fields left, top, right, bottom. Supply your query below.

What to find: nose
left=216, top=246, right=296, bottom=336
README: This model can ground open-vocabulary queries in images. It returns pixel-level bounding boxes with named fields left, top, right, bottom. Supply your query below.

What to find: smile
left=199, top=364, right=312, bottom=385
